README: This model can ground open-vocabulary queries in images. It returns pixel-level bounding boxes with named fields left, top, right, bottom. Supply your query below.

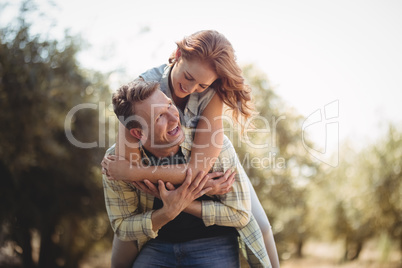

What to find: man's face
left=134, top=90, right=184, bottom=150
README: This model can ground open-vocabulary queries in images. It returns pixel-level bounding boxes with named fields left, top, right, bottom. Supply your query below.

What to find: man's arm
left=103, top=172, right=159, bottom=241
left=140, top=137, right=252, bottom=228
left=133, top=170, right=236, bottom=220
left=103, top=157, right=212, bottom=241
left=169, top=159, right=251, bottom=229
left=129, top=136, right=252, bottom=229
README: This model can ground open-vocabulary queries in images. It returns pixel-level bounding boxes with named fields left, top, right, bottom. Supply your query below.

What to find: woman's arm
left=187, top=92, right=224, bottom=176
left=129, top=168, right=250, bottom=229
left=105, top=93, right=224, bottom=185
left=248, top=178, right=280, bottom=268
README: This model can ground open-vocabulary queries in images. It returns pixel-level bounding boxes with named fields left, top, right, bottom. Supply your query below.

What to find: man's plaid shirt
left=103, top=128, right=271, bottom=267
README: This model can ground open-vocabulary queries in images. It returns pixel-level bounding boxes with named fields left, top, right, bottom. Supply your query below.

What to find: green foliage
left=1, top=3, right=400, bottom=266
left=232, top=64, right=319, bottom=259
left=237, top=65, right=402, bottom=262
left=0, top=6, right=113, bottom=268
left=310, top=125, right=402, bottom=261
left=371, top=125, right=402, bottom=247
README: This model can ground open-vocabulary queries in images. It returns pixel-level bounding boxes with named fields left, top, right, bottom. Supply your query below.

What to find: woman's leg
left=111, top=234, right=138, bottom=268
left=248, top=178, right=281, bottom=268
left=112, top=125, right=140, bottom=268
left=223, top=134, right=280, bottom=267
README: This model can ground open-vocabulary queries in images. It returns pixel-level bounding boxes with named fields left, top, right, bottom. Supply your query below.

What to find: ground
left=79, top=239, right=401, bottom=268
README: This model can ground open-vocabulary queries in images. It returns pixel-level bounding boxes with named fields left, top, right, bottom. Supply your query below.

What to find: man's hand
left=158, top=168, right=212, bottom=219
left=131, top=180, right=175, bottom=199
left=149, top=169, right=236, bottom=196
left=204, top=169, right=236, bottom=195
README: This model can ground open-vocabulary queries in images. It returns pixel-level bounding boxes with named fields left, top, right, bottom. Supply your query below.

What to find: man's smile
left=167, top=125, right=180, bottom=136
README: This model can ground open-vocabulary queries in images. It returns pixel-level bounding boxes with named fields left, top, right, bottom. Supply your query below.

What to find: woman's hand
left=131, top=180, right=175, bottom=199
left=132, top=169, right=235, bottom=198
left=159, top=169, right=236, bottom=195
left=203, top=169, right=236, bottom=195
left=101, top=155, right=131, bottom=181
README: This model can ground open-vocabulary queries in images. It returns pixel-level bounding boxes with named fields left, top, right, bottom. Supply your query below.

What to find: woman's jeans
left=132, top=234, right=239, bottom=268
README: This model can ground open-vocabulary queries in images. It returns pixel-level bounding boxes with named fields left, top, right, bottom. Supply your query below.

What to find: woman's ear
left=175, top=48, right=181, bottom=61
left=129, top=128, right=142, bottom=140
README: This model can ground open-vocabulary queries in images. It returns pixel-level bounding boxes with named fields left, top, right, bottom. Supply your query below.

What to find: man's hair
left=112, top=79, right=159, bottom=129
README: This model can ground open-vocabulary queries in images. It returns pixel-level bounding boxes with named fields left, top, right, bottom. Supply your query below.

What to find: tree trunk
left=20, top=227, right=35, bottom=268
left=296, top=239, right=303, bottom=258
left=343, top=239, right=349, bottom=262
left=38, top=223, right=56, bottom=268
left=344, top=239, right=363, bottom=261
left=349, top=241, right=363, bottom=261
left=399, top=233, right=402, bottom=265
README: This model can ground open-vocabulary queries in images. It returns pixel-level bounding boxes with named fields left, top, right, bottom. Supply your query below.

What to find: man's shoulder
left=211, top=135, right=239, bottom=172
left=221, top=135, right=236, bottom=155
left=105, top=144, right=116, bottom=156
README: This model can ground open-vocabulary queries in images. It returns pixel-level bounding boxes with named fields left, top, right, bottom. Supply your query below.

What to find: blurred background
left=0, top=0, right=401, bottom=267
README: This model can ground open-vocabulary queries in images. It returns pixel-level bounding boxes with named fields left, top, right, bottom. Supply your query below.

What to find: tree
left=311, top=125, right=401, bottom=262
left=229, top=64, right=319, bottom=259
left=0, top=2, right=113, bottom=267
left=371, top=125, right=402, bottom=259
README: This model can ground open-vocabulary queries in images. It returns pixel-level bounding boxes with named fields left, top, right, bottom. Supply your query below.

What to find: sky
left=2, top=0, right=402, bottom=158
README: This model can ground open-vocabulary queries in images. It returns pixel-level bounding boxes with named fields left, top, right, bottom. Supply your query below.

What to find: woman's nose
left=186, top=81, right=198, bottom=93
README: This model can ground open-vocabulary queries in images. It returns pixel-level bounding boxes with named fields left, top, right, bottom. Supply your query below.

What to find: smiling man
left=102, top=80, right=271, bottom=267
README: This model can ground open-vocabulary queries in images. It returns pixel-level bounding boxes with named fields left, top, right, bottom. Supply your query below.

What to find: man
left=102, top=80, right=271, bottom=267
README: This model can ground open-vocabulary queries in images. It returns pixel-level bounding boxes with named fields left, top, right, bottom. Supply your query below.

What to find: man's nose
left=168, top=108, right=179, bottom=122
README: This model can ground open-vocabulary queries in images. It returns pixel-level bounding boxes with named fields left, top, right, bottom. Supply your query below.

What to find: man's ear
left=129, top=128, right=142, bottom=140
left=175, top=48, right=181, bottom=61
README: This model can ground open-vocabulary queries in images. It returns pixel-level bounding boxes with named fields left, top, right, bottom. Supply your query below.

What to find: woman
left=103, top=30, right=280, bottom=268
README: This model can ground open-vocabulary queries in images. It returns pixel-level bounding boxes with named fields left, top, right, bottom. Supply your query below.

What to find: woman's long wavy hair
left=169, top=30, right=256, bottom=130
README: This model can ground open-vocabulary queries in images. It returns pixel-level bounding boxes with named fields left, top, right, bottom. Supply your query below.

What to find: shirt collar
left=138, top=140, right=152, bottom=166
left=180, top=127, right=194, bottom=153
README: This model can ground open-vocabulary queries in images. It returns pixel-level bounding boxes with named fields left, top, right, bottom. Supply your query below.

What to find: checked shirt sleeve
left=201, top=135, right=252, bottom=228
left=102, top=147, right=158, bottom=242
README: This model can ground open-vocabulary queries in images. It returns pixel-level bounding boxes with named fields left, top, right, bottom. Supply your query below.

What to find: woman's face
left=170, top=54, right=218, bottom=99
